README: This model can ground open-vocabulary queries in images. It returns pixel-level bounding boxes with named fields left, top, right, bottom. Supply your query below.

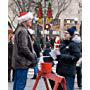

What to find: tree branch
left=13, top=0, right=21, bottom=12
left=8, top=16, right=16, bottom=29
left=55, top=0, right=72, bottom=19
left=16, top=0, right=23, bottom=12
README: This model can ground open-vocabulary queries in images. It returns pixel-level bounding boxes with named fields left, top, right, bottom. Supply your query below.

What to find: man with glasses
left=56, top=26, right=81, bottom=90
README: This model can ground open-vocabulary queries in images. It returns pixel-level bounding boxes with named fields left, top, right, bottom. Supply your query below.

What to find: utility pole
left=43, top=0, right=47, bottom=45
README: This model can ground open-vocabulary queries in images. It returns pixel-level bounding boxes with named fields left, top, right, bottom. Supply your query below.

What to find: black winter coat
left=56, top=40, right=81, bottom=77
left=43, top=48, right=51, bottom=62
left=33, top=41, right=41, bottom=58
left=8, top=41, right=13, bottom=69
left=43, top=48, right=54, bottom=65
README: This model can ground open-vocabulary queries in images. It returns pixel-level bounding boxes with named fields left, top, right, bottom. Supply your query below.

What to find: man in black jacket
left=56, top=26, right=81, bottom=90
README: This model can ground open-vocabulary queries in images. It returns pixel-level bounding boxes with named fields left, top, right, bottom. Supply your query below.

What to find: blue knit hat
left=67, top=26, right=76, bottom=36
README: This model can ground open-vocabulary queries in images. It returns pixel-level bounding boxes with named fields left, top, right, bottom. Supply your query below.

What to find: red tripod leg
left=62, top=79, right=67, bottom=90
left=53, top=82, right=59, bottom=90
left=32, top=75, right=41, bottom=90
left=43, top=78, right=50, bottom=90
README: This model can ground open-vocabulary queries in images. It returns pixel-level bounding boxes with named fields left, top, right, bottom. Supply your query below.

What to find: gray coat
left=12, top=25, right=35, bottom=69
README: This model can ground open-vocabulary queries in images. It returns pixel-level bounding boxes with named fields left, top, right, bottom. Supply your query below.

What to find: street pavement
left=8, top=74, right=81, bottom=90
left=8, top=56, right=82, bottom=90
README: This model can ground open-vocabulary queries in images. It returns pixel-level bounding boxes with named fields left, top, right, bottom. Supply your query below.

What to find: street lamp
left=43, top=0, right=48, bottom=44
left=33, top=17, right=39, bottom=38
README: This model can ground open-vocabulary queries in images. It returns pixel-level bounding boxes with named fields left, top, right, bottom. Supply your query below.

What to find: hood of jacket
left=72, top=35, right=81, bottom=43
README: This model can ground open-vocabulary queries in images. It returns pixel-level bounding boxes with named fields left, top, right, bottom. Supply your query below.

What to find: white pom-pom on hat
left=18, top=12, right=34, bottom=23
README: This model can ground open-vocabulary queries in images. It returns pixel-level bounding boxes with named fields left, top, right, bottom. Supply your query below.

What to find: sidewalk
left=8, top=74, right=81, bottom=90
left=8, top=75, right=47, bottom=90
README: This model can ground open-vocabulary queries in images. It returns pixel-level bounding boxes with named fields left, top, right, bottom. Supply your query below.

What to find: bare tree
left=78, top=0, right=82, bottom=14
left=52, top=0, right=72, bottom=19
left=9, top=0, right=80, bottom=29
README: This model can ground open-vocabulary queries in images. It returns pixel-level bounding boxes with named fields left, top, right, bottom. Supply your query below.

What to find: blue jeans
left=34, top=65, right=38, bottom=75
left=34, top=58, right=39, bottom=75
left=13, top=69, right=28, bottom=90
left=66, top=76, right=75, bottom=90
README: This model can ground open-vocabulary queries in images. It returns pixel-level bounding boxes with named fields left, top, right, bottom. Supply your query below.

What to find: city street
left=8, top=57, right=82, bottom=90
left=8, top=74, right=81, bottom=90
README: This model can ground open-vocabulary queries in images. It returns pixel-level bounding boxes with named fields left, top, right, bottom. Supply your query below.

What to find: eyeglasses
left=64, top=32, right=69, bottom=34
left=64, top=31, right=69, bottom=34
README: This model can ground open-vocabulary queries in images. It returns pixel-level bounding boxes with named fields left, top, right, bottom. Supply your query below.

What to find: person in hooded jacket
left=43, top=42, right=55, bottom=89
left=56, top=26, right=81, bottom=90
left=74, top=31, right=82, bottom=89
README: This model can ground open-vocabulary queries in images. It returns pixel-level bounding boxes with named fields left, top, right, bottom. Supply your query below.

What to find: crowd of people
left=8, top=11, right=82, bottom=90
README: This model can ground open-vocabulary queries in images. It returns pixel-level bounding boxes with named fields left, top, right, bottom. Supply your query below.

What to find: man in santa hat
left=12, top=12, right=37, bottom=90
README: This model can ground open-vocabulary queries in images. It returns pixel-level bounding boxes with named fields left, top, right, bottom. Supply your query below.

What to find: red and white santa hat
left=18, top=12, right=34, bottom=23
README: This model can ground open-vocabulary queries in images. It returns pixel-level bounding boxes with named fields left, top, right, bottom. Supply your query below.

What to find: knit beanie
left=67, top=26, right=76, bottom=36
